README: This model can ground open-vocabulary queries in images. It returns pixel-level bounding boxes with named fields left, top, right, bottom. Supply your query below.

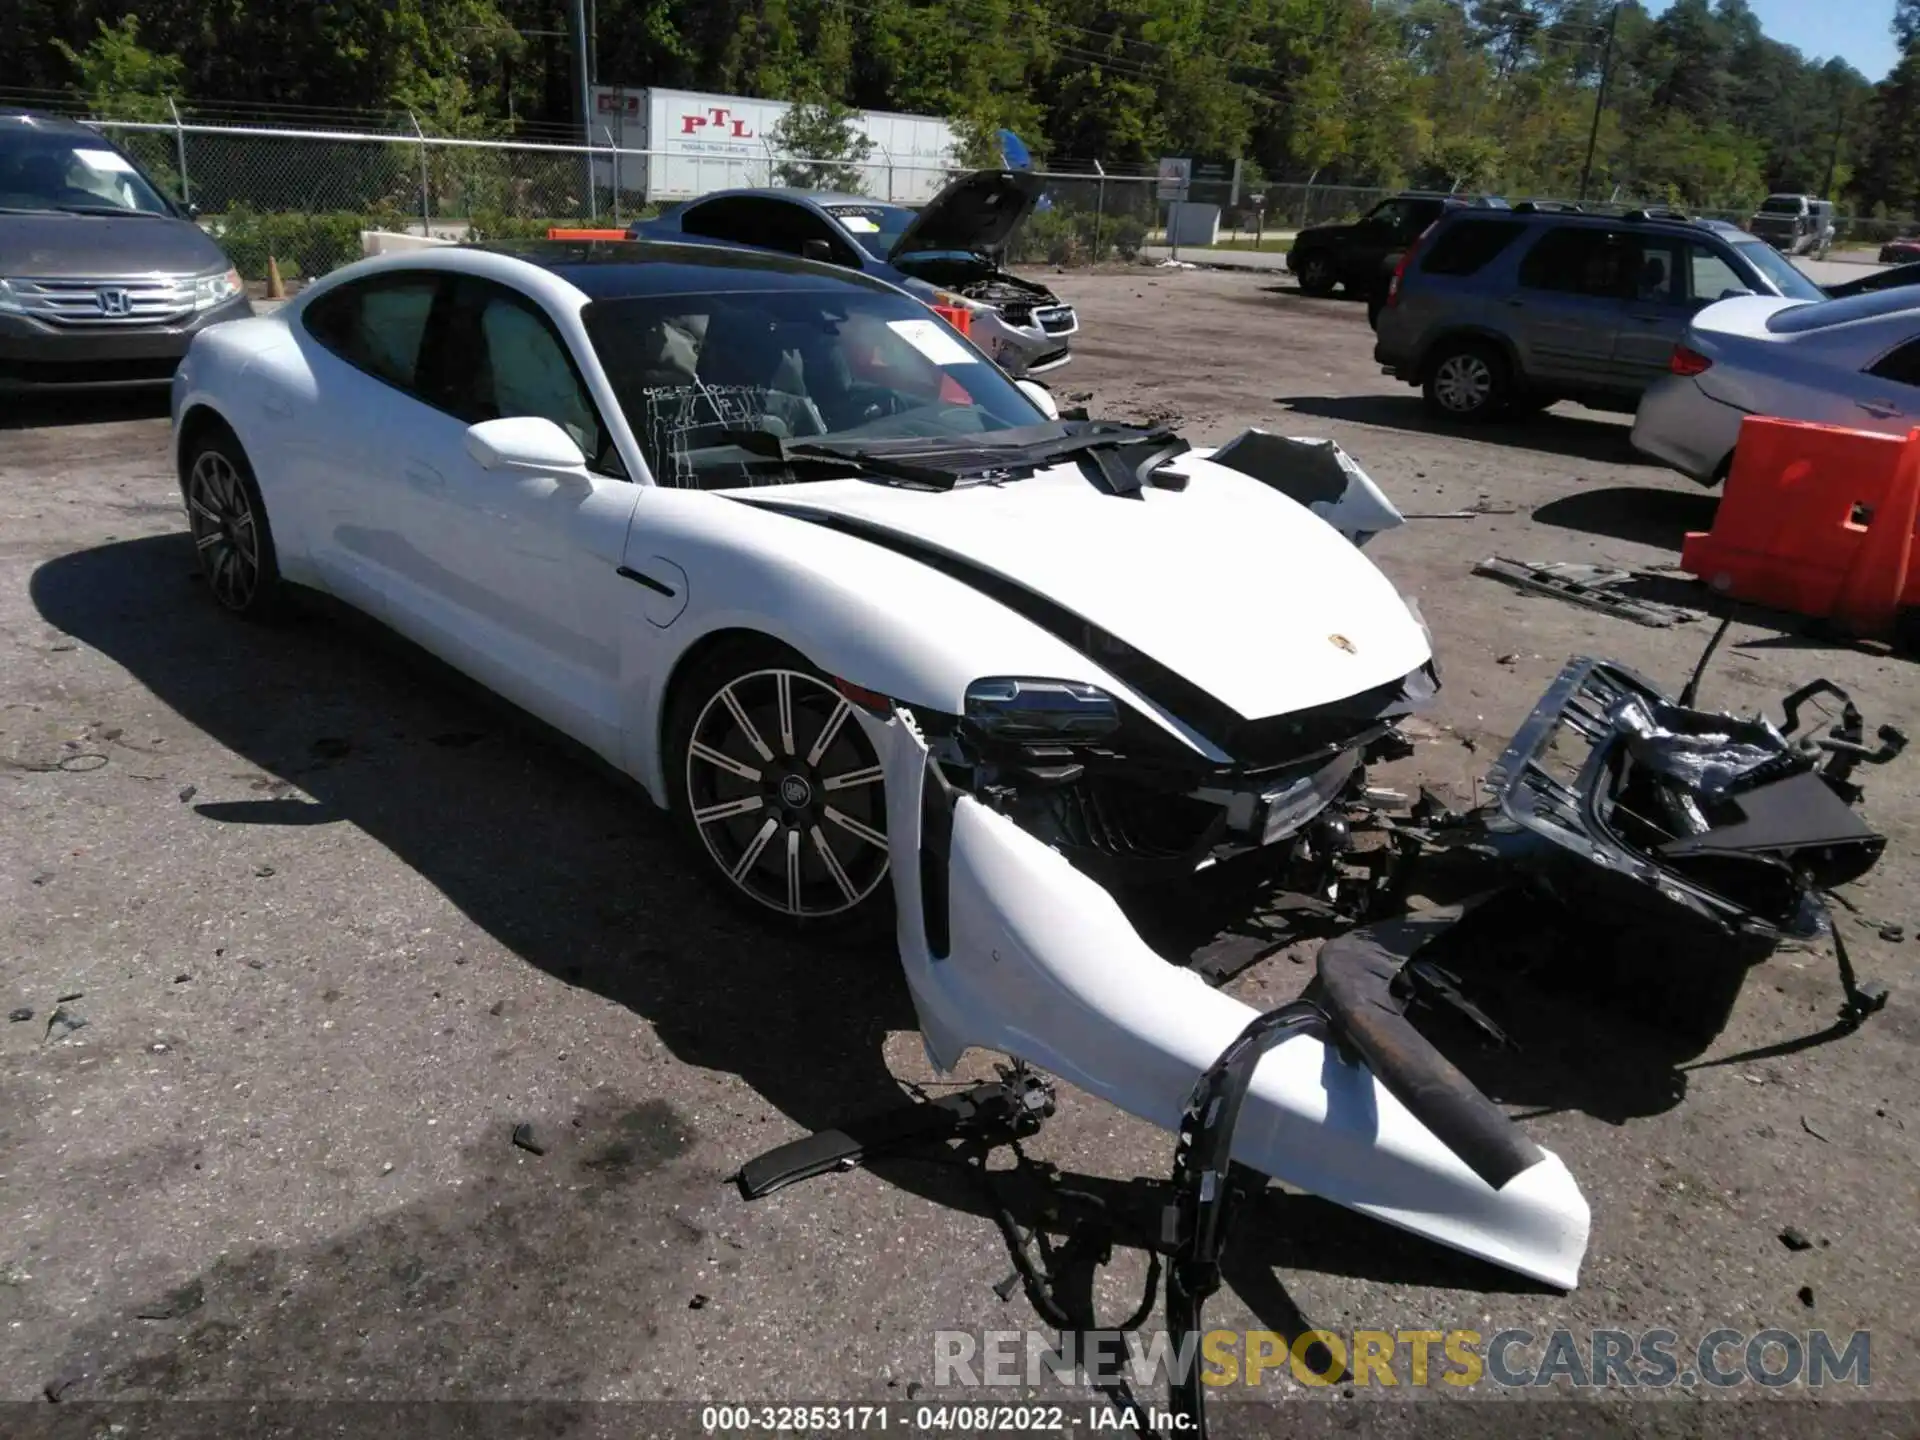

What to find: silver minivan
left=0, top=109, right=251, bottom=392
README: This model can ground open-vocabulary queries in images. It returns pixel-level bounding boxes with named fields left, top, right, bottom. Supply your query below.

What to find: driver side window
left=418, top=276, right=621, bottom=476
left=1688, top=245, right=1747, bottom=305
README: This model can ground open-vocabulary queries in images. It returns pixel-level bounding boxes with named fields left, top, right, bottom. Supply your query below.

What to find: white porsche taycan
left=169, top=240, right=1589, bottom=1287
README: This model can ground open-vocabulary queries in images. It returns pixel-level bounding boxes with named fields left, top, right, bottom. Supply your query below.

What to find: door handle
left=402, top=462, right=445, bottom=492
left=1628, top=313, right=1665, bottom=323
left=1857, top=399, right=1904, bottom=419
left=1504, top=298, right=1526, bottom=309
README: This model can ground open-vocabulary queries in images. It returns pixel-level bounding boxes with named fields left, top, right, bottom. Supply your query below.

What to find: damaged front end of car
left=909, top=661, right=1437, bottom=893
left=866, top=697, right=1593, bottom=1290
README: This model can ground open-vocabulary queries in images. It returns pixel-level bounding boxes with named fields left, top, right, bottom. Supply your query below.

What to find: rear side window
left=681, top=196, right=764, bottom=244
left=1518, top=227, right=1633, bottom=298
left=301, top=274, right=441, bottom=392
left=1867, top=337, right=1920, bottom=388
left=1420, top=219, right=1526, bottom=276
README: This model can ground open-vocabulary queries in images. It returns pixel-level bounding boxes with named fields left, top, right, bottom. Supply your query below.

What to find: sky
left=1647, top=0, right=1901, bottom=80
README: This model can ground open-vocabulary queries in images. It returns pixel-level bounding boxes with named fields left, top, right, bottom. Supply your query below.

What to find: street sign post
left=1157, top=156, right=1192, bottom=260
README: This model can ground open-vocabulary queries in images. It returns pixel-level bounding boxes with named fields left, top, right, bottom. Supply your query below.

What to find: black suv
left=1287, top=192, right=1507, bottom=298
left=1371, top=206, right=1828, bottom=421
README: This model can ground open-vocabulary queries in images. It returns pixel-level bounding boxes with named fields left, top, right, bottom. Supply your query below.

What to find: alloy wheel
left=1433, top=353, right=1494, bottom=414
left=683, top=668, right=889, bottom=919
left=187, top=449, right=261, bottom=611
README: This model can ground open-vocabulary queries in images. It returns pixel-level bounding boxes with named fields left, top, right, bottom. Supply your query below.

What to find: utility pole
left=572, top=0, right=594, bottom=219
left=1577, top=3, right=1620, bottom=203
left=572, top=0, right=592, bottom=145
left=1821, top=76, right=1848, bottom=197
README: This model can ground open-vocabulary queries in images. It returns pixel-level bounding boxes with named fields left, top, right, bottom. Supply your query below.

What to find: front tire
left=182, top=428, right=285, bottom=620
left=665, top=638, right=891, bottom=928
left=1422, top=341, right=1512, bottom=423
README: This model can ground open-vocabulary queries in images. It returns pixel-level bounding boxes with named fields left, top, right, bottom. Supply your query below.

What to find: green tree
left=767, top=100, right=877, bottom=192
left=52, top=15, right=185, bottom=122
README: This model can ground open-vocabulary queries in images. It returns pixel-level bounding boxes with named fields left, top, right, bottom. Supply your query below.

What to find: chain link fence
left=84, top=119, right=1170, bottom=280
left=68, top=117, right=1903, bottom=282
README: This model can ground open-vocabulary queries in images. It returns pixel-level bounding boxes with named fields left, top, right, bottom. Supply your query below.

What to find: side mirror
left=182, top=200, right=201, bottom=221
left=464, top=416, right=588, bottom=476
left=801, top=238, right=834, bottom=264
left=1016, top=378, right=1060, bottom=420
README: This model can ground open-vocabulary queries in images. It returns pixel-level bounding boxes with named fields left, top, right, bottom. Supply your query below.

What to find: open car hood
left=735, top=457, right=1433, bottom=728
left=890, top=170, right=1042, bottom=264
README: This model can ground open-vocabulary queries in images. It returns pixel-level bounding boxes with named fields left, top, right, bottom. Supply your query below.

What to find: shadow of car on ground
left=1275, top=393, right=1661, bottom=472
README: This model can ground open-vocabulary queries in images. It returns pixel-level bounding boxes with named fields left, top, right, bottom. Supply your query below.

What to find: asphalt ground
left=1, top=268, right=1915, bottom=1437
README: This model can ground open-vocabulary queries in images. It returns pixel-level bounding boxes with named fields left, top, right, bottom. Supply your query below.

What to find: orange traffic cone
left=1831, top=427, right=1920, bottom=638
left=266, top=255, right=286, bottom=300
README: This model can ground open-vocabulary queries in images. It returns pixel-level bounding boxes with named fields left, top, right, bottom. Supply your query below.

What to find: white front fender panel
left=874, top=709, right=1590, bottom=1290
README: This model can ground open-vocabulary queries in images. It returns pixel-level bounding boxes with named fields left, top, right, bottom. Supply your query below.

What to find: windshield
left=0, top=128, right=173, bottom=215
left=1759, top=197, right=1804, bottom=215
left=820, top=203, right=918, bottom=260
left=1735, top=239, right=1825, bottom=302
left=581, top=288, right=1045, bottom=488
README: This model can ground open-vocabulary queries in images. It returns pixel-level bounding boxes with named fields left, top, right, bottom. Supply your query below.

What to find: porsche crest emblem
left=1328, top=634, right=1356, bottom=653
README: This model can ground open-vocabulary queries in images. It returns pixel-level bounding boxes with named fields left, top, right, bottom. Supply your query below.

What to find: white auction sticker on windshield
left=74, top=148, right=137, bottom=173
left=888, top=317, right=977, bottom=365
left=839, top=215, right=880, bottom=233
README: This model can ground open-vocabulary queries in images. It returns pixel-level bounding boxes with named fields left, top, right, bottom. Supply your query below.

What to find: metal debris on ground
left=7, top=1007, right=32, bottom=1023
left=1404, top=500, right=1521, bottom=519
left=511, top=1122, right=545, bottom=1155
left=1474, top=557, right=1708, bottom=627
left=134, top=1279, right=205, bottom=1321
left=43, top=1007, right=84, bottom=1040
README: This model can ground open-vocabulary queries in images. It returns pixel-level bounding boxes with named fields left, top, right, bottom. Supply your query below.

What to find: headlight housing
left=964, top=677, right=1121, bottom=743
left=192, top=267, right=243, bottom=311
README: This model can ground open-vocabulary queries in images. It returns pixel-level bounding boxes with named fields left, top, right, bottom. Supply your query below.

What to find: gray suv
left=1373, top=206, right=1827, bottom=421
left=1, top=109, right=251, bottom=392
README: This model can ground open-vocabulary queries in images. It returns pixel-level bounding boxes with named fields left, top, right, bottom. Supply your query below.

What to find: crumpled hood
left=730, top=456, right=1433, bottom=722
left=0, top=212, right=229, bottom=278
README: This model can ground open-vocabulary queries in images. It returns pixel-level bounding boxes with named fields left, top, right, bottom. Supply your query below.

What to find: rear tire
left=1422, top=341, right=1513, bottom=423
left=1295, top=253, right=1337, bottom=297
left=664, top=636, right=891, bottom=931
left=181, top=426, right=286, bottom=621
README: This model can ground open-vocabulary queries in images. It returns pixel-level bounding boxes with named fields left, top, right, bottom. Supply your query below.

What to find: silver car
left=1632, top=286, right=1920, bottom=485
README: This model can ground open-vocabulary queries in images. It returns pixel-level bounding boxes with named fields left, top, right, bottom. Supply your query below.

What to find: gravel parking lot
left=2, top=268, right=1916, bottom=1433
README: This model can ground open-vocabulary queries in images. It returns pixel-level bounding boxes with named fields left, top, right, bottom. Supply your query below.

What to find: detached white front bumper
left=873, top=709, right=1592, bottom=1290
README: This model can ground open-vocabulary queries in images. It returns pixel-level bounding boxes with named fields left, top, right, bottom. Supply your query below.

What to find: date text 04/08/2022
left=700, top=1403, right=1088, bottom=1432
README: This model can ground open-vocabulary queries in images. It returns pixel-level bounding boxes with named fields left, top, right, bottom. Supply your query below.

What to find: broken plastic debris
left=1608, top=696, right=1785, bottom=798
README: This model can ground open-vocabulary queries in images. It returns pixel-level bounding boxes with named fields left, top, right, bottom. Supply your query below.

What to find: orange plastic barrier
left=930, top=303, right=972, bottom=336
left=1680, top=416, right=1920, bottom=637
left=546, top=227, right=629, bottom=241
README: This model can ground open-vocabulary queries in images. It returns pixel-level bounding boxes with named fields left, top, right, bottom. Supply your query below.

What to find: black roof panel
left=473, top=238, right=905, bottom=300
